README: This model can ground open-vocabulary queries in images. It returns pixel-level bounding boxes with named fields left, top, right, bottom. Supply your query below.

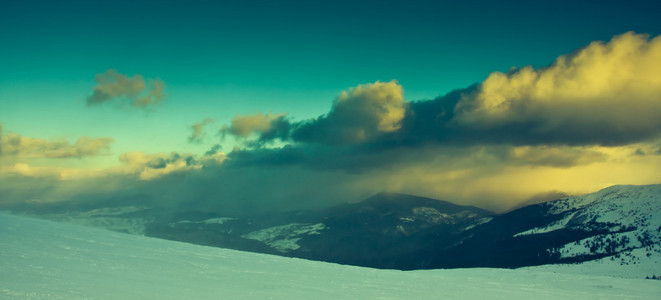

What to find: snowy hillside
left=2, top=213, right=660, bottom=300
left=513, top=185, right=661, bottom=275
left=5, top=184, right=661, bottom=273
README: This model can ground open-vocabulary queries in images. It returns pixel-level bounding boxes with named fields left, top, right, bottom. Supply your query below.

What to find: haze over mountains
left=6, top=184, right=661, bottom=278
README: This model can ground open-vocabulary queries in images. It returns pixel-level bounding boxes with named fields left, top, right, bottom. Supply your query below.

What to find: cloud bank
left=453, top=31, right=661, bottom=145
left=2, top=32, right=660, bottom=216
left=0, top=133, right=114, bottom=158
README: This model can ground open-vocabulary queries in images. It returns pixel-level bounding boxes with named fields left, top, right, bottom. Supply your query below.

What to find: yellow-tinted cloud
left=294, top=80, right=407, bottom=144
left=335, top=80, right=406, bottom=133
left=0, top=149, right=228, bottom=182
left=0, top=133, right=114, bottom=158
left=225, top=112, right=287, bottom=138
left=350, top=143, right=661, bottom=212
left=4, top=34, right=661, bottom=215
left=2, top=163, right=104, bottom=180
left=506, top=145, right=607, bottom=168
left=117, top=151, right=226, bottom=180
left=454, top=32, right=661, bottom=145
left=86, top=69, right=165, bottom=108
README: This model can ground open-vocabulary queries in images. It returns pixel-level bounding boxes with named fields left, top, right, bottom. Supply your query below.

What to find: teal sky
left=2, top=1, right=659, bottom=153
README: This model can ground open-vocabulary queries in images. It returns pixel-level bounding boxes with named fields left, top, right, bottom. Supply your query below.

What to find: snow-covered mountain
left=425, top=184, right=661, bottom=276
left=518, top=185, right=661, bottom=278
left=2, top=212, right=659, bottom=299
left=517, top=185, right=661, bottom=259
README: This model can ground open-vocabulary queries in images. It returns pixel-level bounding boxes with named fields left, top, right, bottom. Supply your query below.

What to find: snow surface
left=510, top=184, right=661, bottom=276
left=2, top=213, right=660, bottom=299
left=242, top=223, right=326, bottom=253
left=524, top=246, right=661, bottom=279
left=171, top=217, right=236, bottom=226
left=35, top=205, right=151, bottom=235
left=514, top=211, right=578, bottom=237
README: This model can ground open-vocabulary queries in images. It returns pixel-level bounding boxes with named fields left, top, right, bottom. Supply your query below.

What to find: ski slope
left=1, top=213, right=659, bottom=299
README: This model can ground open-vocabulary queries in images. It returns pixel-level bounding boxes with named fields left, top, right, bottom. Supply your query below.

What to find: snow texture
left=37, top=206, right=151, bottom=235
left=510, top=185, right=661, bottom=274
left=2, top=213, right=660, bottom=299
left=524, top=246, right=661, bottom=279
left=514, top=212, right=578, bottom=237
left=171, top=217, right=235, bottom=226
left=242, top=223, right=326, bottom=252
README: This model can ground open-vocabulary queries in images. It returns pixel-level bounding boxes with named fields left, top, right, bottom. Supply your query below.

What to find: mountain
left=5, top=184, right=661, bottom=277
left=144, top=192, right=494, bottom=269
left=286, top=193, right=494, bottom=268
left=3, top=212, right=660, bottom=299
left=425, top=185, right=661, bottom=272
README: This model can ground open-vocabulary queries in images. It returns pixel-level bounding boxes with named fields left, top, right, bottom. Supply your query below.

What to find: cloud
left=1, top=163, right=103, bottom=180
left=203, top=32, right=661, bottom=212
left=188, top=118, right=216, bottom=143
left=117, top=150, right=227, bottom=180
left=222, top=112, right=290, bottom=144
left=293, top=80, right=407, bottom=144
left=0, top=133, right=114, bottom=158
left=3, top=33, right=661, bottom=217
left=504, top=146, right=608, bottom=168
left=86, top=69, right=165, bottom=109
left=452, top=31, right=661, bottom=146
left=0, top=123, right=3, bottom=154
left=3, top=142, right=660, bottom=215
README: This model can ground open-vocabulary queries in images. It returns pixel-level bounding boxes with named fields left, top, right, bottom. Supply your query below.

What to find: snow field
left=2, top=213, right=660, bottom=299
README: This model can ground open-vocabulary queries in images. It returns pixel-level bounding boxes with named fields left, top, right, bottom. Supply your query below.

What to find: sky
left=1, top=0, right=660, bottom=215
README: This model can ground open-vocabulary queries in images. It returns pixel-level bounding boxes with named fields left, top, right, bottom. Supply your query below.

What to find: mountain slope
left=519, top=185, right=661, bottom=261
left=2, top=213, right=660, bottom=299
left=148, top=192, right=494, bottom=269
left=427, top=184, right=661, bottom=274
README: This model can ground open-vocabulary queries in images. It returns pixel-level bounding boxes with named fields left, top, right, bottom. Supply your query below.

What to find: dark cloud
left=4, top=33, right=661, bottom=218
left=205, top=144, right=222, bottom=156
left=118, top=150, right=226, bottom=180
left=181, top=32, right=661, bottom=214
left=293, top=81, right=407, bottom=145
left=86, top=69, right=165, bottom=109
left=634, top=148, right=646, bottom=156
left=248, top=32, right=661, bottom=150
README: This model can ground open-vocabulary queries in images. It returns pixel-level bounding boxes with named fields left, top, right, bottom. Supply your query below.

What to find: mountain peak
left=362, top=192, right=494, bottom=216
